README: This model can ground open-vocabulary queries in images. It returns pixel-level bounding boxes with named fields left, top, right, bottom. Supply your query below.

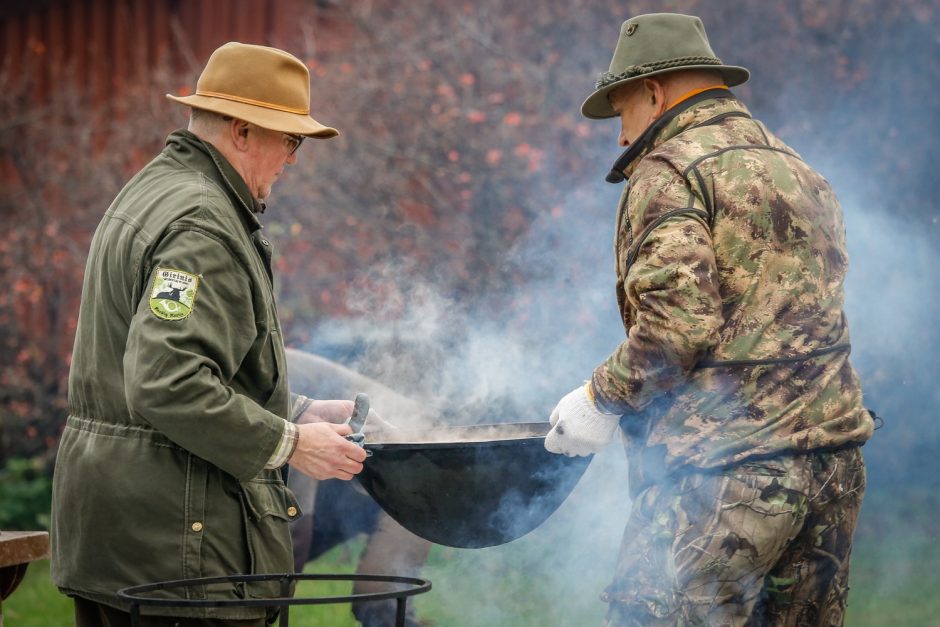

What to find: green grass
left=4, top=545, right=367, bottom=627
left=2, top=560, right=72, bottom=626
left=845, top=532, right=940, bottom=626
left=843, top=488, right=940, bottom=626
left=7, top=493, right=939, bottom=626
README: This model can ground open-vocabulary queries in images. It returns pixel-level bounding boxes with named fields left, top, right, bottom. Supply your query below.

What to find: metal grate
left=118, top=572, right=432, bottom=627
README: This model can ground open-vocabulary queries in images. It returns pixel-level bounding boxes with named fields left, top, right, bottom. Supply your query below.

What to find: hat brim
left=167, top=93, right=339, bottom=138
left=580, top=64, right=750, bottom=120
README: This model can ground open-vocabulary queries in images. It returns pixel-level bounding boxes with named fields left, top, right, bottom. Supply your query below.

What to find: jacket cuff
left=264, top=420, right=299, bottom=469
left=589, top=372, right=629, bottom=415
left=290, top=394, right=315, bottom=423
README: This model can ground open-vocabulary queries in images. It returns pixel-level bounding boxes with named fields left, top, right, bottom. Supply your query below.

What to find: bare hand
left=288, top=422, right=367, bottom=480
left=298, top=398, right=398, bottom=433
left=297, top=399, right=354, bottom=424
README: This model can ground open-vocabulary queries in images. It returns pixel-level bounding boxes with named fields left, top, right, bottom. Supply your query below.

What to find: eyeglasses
left=218, top=117, right=305, bottom=156
left=283, top=133, right=304, bottom=156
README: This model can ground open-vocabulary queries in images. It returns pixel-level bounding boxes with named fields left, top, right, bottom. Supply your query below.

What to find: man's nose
left=618, top=126, right=630, bottom=147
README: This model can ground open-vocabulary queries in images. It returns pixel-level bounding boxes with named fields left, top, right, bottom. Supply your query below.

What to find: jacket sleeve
left=124, top=226, right=285, bottom=481
left=592, top=160, right=723, bottom=414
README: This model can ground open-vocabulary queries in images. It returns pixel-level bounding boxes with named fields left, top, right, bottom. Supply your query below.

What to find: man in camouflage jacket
left=545, top=14, right=874, bottom=626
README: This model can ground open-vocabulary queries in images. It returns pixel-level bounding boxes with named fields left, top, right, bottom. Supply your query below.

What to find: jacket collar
left=606, top=89, right=751, bottom=182
left=164, top=130, right=265, bottom=232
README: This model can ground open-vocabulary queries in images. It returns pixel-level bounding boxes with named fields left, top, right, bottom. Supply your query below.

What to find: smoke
left=807, top=163, right=940, bottom=617
left=822, top=176, right=940, bottom=493
left=304, top=182, right=625, bottom=427
left=296, top=156, right=636, bottom=624
left=768, top=37, right=940, bottom=497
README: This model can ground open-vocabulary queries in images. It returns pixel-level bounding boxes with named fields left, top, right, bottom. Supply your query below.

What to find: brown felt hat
left=581, top=13, right=749, bottom=120
left=167, top=42, right=339, bottom=138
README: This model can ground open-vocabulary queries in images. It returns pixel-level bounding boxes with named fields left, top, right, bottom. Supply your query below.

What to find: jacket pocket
left=239, top=476, right=302, bottom=598
left=241, top=476, right=301, bottom=522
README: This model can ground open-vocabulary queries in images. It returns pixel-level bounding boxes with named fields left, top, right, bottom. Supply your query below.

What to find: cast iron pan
left=356, top=422, right=592, bottom=548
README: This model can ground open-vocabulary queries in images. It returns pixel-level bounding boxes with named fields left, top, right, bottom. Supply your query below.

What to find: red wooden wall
left=0, top=0, right=326, bottom=104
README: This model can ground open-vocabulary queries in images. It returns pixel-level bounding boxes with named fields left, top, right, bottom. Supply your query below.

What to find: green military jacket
left=591, top=92, right=874, bottom=486
left=51, top=130, right=300, bottom=619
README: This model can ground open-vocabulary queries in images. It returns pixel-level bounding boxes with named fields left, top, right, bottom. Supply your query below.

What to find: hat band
left=595, top=56, right=723, bottom=89
left=195, top=89, right=309, bottom=115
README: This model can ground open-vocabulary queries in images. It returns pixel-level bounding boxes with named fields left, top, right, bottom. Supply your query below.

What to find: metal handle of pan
left=348, top=393, right=370, bottom=432
left=345, top=393, right=372, bottom=456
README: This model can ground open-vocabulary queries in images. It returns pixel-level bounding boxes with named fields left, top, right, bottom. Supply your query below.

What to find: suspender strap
left=696, top=342, right=851, bottom=369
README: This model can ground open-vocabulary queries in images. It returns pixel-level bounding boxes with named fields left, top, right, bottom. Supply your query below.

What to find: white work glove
left=545, top=384, right=620, bottom=457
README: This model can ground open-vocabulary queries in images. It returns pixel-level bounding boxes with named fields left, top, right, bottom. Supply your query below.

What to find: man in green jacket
left=51, top=42, right=368, bottom=625
left=545, top=14, right=874, bottom=626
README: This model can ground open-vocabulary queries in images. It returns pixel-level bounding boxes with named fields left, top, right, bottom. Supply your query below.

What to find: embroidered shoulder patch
left=149, top=267, right=200, bottom=320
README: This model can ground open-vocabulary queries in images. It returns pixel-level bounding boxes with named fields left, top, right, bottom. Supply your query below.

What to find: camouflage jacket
left=591, top=92, right=873, bottom=481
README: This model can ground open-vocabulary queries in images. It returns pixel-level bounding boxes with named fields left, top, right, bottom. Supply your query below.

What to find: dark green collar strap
left=696, top=343, right=852, bottom=369
left=606, top=87, right=737, bottom=184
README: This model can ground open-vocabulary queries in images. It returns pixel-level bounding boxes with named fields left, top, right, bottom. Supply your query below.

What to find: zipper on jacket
left=614, top=181, right=633, bottom=274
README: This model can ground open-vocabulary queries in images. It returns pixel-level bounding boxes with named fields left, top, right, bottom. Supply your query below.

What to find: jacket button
left=191, top=521, right=204, bottom=532
left=287, top=507, right=298, bottom=517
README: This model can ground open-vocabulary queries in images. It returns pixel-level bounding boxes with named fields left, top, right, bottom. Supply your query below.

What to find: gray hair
left=188, top=108, right=232, bottom=136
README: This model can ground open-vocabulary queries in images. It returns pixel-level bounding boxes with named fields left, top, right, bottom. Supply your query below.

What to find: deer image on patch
left=155, top=286, right=183, bottom=301
left=149, top=267, right=200, bottom=321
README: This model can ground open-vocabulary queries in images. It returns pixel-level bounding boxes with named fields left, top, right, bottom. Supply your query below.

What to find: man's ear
left=230, top=119, right=251, bottom=152
left=644, top=78, right=668, bottom=117
left=643, top=79, right=657, bottom=105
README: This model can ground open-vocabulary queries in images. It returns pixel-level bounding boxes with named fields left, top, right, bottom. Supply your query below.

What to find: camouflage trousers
left=602, top=447, right=866, bottom=627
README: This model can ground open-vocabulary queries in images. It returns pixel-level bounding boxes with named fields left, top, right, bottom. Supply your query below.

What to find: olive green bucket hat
left=581, top=13, right=750, bottom=119
left=168, top=42, right=339, bottom=138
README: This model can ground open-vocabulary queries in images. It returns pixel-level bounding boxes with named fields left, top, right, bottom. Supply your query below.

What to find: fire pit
left=357, top=422, right=592, bottom=548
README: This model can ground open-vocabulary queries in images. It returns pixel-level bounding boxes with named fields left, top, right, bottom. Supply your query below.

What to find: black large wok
left=356, top=422, right=591, bottom=549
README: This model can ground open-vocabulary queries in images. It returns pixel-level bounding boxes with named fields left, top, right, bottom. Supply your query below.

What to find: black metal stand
left=117, top=572, right=432, bottom=627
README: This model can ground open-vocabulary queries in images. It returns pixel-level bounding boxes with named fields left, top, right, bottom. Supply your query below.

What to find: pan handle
left=347, top=393, right=370, bottom=432
left=345, top=393, right=372, bottom=456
